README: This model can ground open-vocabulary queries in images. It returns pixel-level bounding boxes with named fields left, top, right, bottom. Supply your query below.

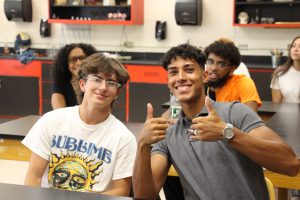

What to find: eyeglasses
left=87, top=76, right=121, bottom=89
left=206, top=59, right=230, bottom=68
left=68, top=55, right=86, bottom=64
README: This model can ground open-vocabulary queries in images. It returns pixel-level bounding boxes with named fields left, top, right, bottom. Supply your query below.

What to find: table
left=0, top=115, right=41, bottom=161
left=2, top=104, right=300, bottom=200
left=0, top=183, right=136, bottom=200
left=0, top=116, right=144, bottom=161
left=162, top=100, right=300, bottom=113
left=264, top=110, right=300, bottom=200
left=0, top=115, right=41, bottom=137
left=0, top=115, right=144, bottom=138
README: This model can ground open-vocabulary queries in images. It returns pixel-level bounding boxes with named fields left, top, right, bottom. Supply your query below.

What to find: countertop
left=0, top=52, right=281, bottom=69
left=0, top=50, right=164, bottom=65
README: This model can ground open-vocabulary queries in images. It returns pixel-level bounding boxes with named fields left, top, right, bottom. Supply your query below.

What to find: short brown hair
left=76, top=53, right=130, bottom=104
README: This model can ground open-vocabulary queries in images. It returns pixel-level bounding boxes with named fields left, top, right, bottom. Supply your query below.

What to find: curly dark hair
left=162, top=43, right=206, bottom=70
left=204, top=41, right=241, bottom=68
left=272, top=35, right=300, bottom=80
left=51, top=43, right=97, bottom=84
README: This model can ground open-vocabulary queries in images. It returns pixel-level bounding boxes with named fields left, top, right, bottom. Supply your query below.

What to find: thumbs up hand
left=138, top=103, right=169, bottom=146
left=189, top=96, right=226, bottom=142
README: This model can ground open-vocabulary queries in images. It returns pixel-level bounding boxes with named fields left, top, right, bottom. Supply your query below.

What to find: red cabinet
left=48, top=0, right=144, bottom=25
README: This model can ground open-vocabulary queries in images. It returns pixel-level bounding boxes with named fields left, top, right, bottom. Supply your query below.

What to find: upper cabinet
left=233, top=0, right=300, bottom=28
left=48, top=0, right=144, bottom=25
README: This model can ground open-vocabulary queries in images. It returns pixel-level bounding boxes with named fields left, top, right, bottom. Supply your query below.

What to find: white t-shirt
left=270, top=66, right=300, bottom=103
left=234, top=62, right=251, bottom=78
left=22, top=106, right=137, bottom=193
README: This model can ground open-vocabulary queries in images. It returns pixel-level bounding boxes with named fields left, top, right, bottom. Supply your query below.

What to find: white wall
left=0, top=0, right=299, bottom=55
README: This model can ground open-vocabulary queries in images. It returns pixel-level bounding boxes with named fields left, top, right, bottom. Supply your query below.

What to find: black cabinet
left=112, top=86, right=126, bottom=122
left=234, top=0, right=300, bottom=28
left=0, top=76, right=39, bottom=116
left=129, top=83, right=170, bottom=122
left=42, top=62, right=53, bottom=114
left=126, top=64, right=169, bottom=122
left=249, top=69, right=274, bottom=101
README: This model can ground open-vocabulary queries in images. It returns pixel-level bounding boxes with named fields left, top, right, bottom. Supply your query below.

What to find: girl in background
left=271, top=36, right=300, bottom=103
left=51, top=43, right=97, bottom=109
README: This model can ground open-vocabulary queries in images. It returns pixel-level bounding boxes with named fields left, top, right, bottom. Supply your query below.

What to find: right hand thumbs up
left=139, top=103, right=169, bottom=146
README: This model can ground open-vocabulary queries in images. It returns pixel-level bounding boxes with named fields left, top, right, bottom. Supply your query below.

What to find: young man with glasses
left=133, top=43, right=299, bottom=200
left=23, top=53, right=137, bottom=196
left=204, top=40, right=261, bottom=111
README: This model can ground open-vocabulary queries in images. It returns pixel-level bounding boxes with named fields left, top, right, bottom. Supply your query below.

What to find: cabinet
left=126, top=65, right=170, bottom=123
left=48, top=0, right=144, bottom=25
left=249, top=68, right=274, bottom=101
left=0, top=59, right=57, bottom=118
left=233, top=0, right=300, bottom=28
left=0, top=59, right=171, bottom=122
left=0, top=76, right=39, bottom=117
left=0, top=60, right=42, bottom=118
left=41, top=62, right=53, bottom=114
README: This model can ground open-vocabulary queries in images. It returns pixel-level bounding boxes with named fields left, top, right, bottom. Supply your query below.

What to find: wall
left=0, top=0, right=299, bottom=55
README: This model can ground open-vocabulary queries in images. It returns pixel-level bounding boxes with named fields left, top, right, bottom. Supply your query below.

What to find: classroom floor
left=0, top=159, right=28, bottom=185
left=0, top=159, right=166, bottom=199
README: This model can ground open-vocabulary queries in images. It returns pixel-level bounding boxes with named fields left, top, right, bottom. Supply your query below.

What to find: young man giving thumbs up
left=133, top=43, right=300, bottom=200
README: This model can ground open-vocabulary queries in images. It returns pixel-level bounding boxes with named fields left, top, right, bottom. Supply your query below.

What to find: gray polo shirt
left=152, top=101, right=268, bottom=200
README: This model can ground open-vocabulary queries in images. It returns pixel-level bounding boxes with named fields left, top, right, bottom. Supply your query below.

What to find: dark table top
left=0, top=115, right=41, bottom=137
left=1, top=101, right=299, bottom=158
left=266, top=111, right=300, bottom=158
left=0, top=115, right=144, bottom=139
left=259, top=101, right=300, bottom=113
left=162, top=101, right=300, bottom=158
left=162, top=101, right=300, bottom=113
left=0, top=183, right=135, bottom=200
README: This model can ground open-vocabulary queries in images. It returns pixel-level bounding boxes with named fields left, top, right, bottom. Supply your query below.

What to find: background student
left=204, top=40, right=261, bottom=111
left=51, top=43, right=97, bottom=109
left=270, top=36, right=300, bottom=103
left=217, top=38, right=251, bottom=78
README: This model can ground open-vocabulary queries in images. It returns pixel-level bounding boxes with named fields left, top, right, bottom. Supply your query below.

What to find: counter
left=0, top=52, right=283, bottom=69
left=0, top=54, right=280, bottom=121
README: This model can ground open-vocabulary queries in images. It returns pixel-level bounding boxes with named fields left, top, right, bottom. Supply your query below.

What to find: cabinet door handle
left=0, top=79, right=2, bottom=89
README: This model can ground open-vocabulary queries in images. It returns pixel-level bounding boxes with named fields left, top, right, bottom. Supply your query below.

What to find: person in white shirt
left=22, top=53, right=137, bottom=196
left=271, top=36, right=300, bottom=103
left=234, top=61, right=251, bottom=78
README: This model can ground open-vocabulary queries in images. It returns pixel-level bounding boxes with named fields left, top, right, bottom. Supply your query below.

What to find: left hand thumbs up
left=190, top=96, right=225, bottom=142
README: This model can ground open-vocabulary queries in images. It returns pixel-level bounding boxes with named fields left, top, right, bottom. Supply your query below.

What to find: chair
left=168, top=165, right=178, bottom=176
left=265, top=177, right=275, bottom=200
left=168, top=166, right=275, bottom=200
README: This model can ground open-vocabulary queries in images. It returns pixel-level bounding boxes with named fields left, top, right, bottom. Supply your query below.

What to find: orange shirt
left=215, top=74, right=262, bottom=107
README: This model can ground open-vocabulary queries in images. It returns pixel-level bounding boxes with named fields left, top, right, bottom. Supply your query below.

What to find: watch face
left=224, top=128, right=234, bottom=139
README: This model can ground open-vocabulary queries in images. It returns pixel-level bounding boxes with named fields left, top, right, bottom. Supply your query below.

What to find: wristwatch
left=222, top=123, right=234, bottom=142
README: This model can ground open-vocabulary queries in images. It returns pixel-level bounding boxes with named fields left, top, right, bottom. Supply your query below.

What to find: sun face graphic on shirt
left=48, top=152, right=103, bottom=192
